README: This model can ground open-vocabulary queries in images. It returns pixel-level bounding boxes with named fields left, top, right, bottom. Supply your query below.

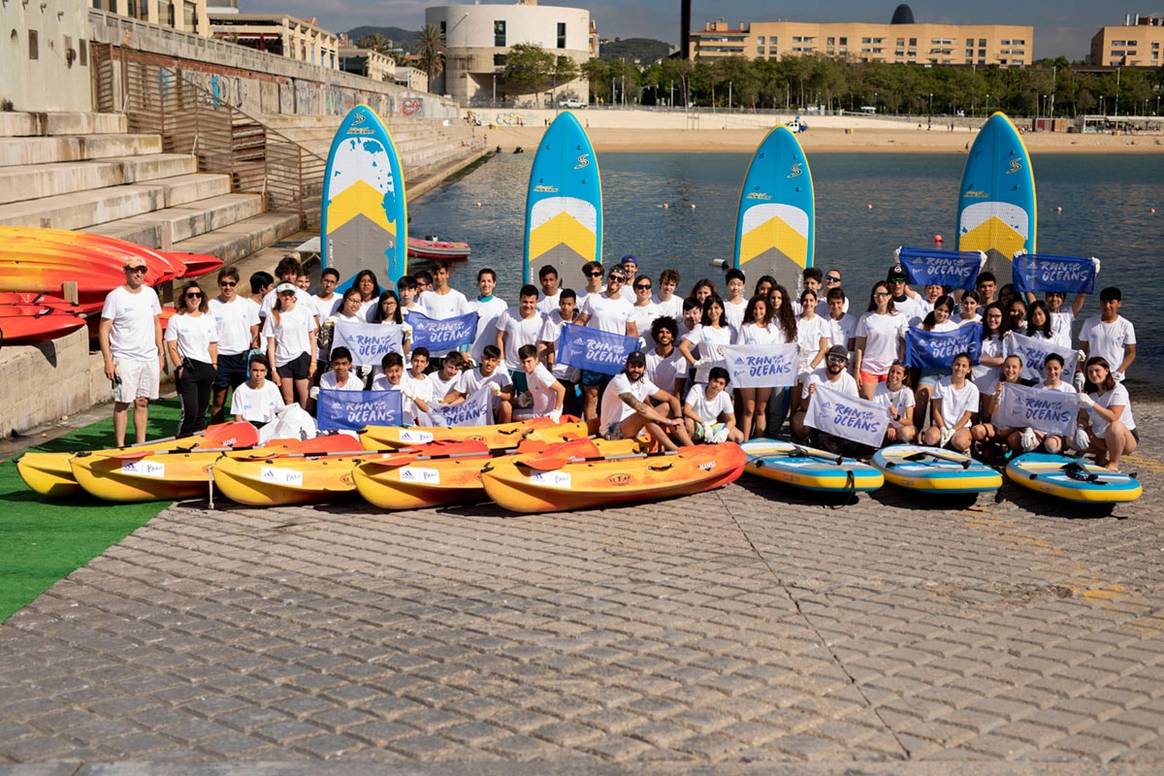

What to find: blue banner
left=333, top=320, right=404, bottom=367
left=556, top=323, right=639, bottom=376
left=897, top=248, right=982, bottom=291
left=1012, top=253, right=1097, bottom=295
left=406, top=310, right=478, bottom=357
left=905, top=323, right=983, bottom=370
left=317, top=389, right=403, bottom=431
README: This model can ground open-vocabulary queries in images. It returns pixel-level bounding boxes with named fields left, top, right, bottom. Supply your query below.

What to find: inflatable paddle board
left=523, top=112, right=602, bottom=285
left=741, top=438, right=883, bottom=493
left=1006, top=453, right=1142, bottom=503
left=733, top=126, right=814, bottom=295
left=321, top=105, right=408, bottom=287
left=955, top=112, right=1036, bottom=280
left=873, top=444, right=1001, bottom=494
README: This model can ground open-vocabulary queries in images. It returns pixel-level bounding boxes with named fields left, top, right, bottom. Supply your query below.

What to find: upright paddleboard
left=321, top=105, right=408, bottom=287
left=523, top=112, right=602, bottom=285
left=955, top=112, right=1036, bottom=280
left=1006, top=453, right=1142, bottom=504
left=733, top=126, right=814, bottom=295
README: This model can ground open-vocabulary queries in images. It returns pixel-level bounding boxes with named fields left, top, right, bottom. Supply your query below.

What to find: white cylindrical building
left=427, top=0, right=592, bottom=106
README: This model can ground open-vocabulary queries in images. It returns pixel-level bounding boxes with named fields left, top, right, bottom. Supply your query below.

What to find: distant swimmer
left=514, top=146, right=525, bottom=154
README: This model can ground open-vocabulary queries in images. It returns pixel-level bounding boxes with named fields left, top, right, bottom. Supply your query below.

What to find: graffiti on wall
left=401, top=98, right=422, bottom=116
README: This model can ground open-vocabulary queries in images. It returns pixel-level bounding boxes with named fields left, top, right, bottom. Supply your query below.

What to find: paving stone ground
left=3, top=407, right=1164, bottom=772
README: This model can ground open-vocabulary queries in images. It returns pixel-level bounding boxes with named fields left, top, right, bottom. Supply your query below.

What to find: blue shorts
left=581, top=369, right=610, bottom=388
left=214, top=352, right=249, bottom=390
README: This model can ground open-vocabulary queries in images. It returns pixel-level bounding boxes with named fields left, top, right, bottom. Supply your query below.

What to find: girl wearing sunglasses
left=165, top=282, right=219, bottom=436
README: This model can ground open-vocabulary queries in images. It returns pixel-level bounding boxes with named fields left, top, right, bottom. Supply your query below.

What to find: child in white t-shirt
left=871, top=361, right=917, bottom=444
left=230, top=356, right=285, bottom=427
left=922, top=353, right=978, bottom=452
left=518, top=344, right=565, bottom=421
left=682, top=367, right=743, bottom=443
left=444, top=345, right=513, bottom=422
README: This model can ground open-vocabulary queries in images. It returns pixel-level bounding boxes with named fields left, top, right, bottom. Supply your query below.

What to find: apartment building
left=1090, top=14, right=1164, bottom=66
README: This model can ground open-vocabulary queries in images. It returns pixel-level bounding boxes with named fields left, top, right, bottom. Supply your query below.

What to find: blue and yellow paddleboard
left=955, top=112, right=1036, bottom=280
left=1006, top=453, right=1142, bottom=503
left=873, top=444, right=1002, bottom=494
left=321, top=105, right=408, bottom=287
left=523, top=112, right=602, bottom=285
left=742, top=439, right=883, bottom=494
left=733, top=126, right=814, bottom=294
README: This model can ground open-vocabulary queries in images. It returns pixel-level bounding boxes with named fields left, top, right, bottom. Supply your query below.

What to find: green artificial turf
left=0, top=399, right=183, bottom=622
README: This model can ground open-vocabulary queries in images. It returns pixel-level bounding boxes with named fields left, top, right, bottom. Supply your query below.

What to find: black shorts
left=214, top=352, right=249, bottom=390
left=277, top=352, right=311, bottom=380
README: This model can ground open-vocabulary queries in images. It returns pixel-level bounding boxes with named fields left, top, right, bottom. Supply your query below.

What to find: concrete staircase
left=0, top=111, right=299, bottom=264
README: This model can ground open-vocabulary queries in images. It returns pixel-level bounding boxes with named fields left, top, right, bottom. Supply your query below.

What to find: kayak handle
left=648, top=463, right=674, bottom=472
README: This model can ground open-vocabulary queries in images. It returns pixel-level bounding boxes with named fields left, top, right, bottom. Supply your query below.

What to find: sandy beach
left=485, top=125, right=1164, bottom=154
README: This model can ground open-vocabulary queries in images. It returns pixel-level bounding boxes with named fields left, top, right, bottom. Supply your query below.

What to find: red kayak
left=407, top=236, right=470, bottom=261
left=0, top=310, right=88, bottom=343
left=161, top=252, right=224, bottom=279
left=0, top=292, right=83, bottom=311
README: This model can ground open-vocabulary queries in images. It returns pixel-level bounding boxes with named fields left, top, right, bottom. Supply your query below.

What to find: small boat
left=353, top=437, right=641, bottom=511
left=1006, top=453, right=1142, bottom=504
left=18, top=421, right=260, bottom=498
left=742, top=439, right=883, bottom=494
left=407, top=235, right=470, bottom=262
left=872, top=444, right=1002, bottom=494
left=0, top=307, right=87, bottom=343
left=481, top=442, right=746, bottom=514
left=213, top=439, right=489, bottom=507
left=360, top=415, right=588, bottom=451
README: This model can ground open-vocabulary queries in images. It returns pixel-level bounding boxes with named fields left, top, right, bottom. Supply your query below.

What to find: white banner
left=804, top=384, right=889, bottom=447
left=723, top=343, right=798, bottom=388
left=1003, top=331, right=1078, bottom=383
left=425, top=385, right=494, bottom=428
left=997, top=382, right=1079, bottom=437
left=333, top=320, right=404, bottom=367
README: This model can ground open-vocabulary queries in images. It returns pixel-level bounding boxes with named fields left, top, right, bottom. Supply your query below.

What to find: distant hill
left=599, top=37, right=672, bottom=63
left=347, top=26, right=420, bottom=52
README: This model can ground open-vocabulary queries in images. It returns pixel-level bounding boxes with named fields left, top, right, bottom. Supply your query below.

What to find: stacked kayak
left=872, top=444, right=1002, bottom=494
left=17, top=421, right=260, bottom=498
left=481, top=443, right=746, bottom=514
left=741, top=439, right=884, bottom=494
left=0, top=304, right=87, bottom=343
left=214, top=439, right=490, bottom=507
left=1006, top=453, right=1143, bottom=503
left=360, top=415, right=589, bottom=450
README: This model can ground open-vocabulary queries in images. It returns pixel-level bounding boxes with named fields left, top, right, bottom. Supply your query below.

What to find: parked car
left=559, top=98, right=585, bottom=109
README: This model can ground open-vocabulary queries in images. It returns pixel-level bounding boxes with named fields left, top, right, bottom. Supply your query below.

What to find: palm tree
left=417, top=24, right=445, bottom=87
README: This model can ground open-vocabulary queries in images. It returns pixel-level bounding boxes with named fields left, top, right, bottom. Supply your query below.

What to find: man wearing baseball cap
left=791, top=344, right=859, bottom=446
left=618, top=254, right=638, bottom=301
left=99, top=257, right=164, bottom=446
left=887, top=264, right=927, bottom=326
left=598, top=350, right=692, bottom=451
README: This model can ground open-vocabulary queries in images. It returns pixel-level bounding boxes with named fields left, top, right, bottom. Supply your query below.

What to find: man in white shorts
left=100, top=257, right=164, bottom=446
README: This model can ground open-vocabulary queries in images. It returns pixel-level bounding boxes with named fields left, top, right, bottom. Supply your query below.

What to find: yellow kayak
left=17, top=421, right=259, bottom=498
left=359, top=415, right=588, bottom=451
left=213, top=439, right=490, bottom=507
left=354, top=437, right=643, bottom=511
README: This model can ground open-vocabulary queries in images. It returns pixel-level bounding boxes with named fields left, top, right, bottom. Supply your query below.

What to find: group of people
left=98, top=252, right=1140, bottom=471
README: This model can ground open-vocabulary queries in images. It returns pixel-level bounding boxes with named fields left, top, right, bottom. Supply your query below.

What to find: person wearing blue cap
left=618, top=255, right=638, bottom=302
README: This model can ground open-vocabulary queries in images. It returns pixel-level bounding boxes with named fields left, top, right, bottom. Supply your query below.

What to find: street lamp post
left=986, top=93, right=990, bottom=115
left=929, top=92, right=933, bottom=116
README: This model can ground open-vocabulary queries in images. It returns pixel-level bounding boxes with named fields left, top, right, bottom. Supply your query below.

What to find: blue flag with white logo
left=317, top=389, right=403, bottom=432
left=905, top=323, right=982, bottom=370
left=1012, top=253, right=1097, bottom=295
left=897, top=247, right=983, bottom=291
left=406, top=311, right=478, bottom=357
left=556, top=323, right=638, bottom=376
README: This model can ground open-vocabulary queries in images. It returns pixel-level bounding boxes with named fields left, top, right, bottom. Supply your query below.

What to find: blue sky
left=241, top=0, right=1126, bottom=60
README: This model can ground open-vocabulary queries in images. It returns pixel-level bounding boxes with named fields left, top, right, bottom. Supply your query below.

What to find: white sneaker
left=1021, top=427, right=1038, bottom=452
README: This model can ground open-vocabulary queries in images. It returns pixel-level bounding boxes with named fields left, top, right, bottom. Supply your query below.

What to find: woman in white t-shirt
left=737, top=296, right=782, bottom=439
left=973, top=303, right=1007, bottom=403
left=1025, top=300, right=1054, bottom=342
left=854, top=282, right=908, bottom=400
left=1021, top=352, right=1078, bottom=455
left=678, top=296, right=736, bottom=385
left=971, top=354, right=1024, bottom=451
left=318, top=287, right=363, bottom=367
left=922, top=352, right=978, bottom=452
left=263, top=282, right=317, bottom=408
left=793, top=289, right=831, bottom=415
left=1080, top=356, right=1137, bottom=470
left=871, top=361, right=917, bottom=444
left=912, top=295, right=960, bottom=428
left=165, top=282, right=219, bottom=436
left=954, top=290, right=981, bottom=325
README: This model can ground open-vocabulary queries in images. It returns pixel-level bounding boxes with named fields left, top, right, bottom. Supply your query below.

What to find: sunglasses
left=827, top=355, right=847, bottom=363
left=126, top=266, right=148, bottom=273
left=585, top=270, right=603, bottom=277
left=219, top=281, right=237, bottom=288
left=185, top=292, right=203, bottom=299
left=608, top=275, right=626, bottom=283
left=634, top=284, right=651, bottom=291
left=825, top=276, right=841, bottom=283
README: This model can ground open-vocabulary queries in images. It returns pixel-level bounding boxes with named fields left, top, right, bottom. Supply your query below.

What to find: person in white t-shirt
left=471, top=267, right=509, bottom=364
left=823, top=286, right=857, bottom=368
left=1010, top=352, right=1078, bottom=455
left=646, top=317, right=688, bottom=397
left=263, top=282, right=318, bottom=408
left=630, top=275, right=660, bottom=350
left=886, top=265, right=927, bottom=326
left=791, top=345, right=859, bottom=443
left=318, top=347, right=365, bottom=391
left=912, top=295, right=960, bottom=428
left=260, top=256, right=318, bottom=326
left=576, top=265, right=638, bottom=433
left=679, top=296, right=736, bottom=385
left=312, top=267, right=342, bottom=323
left=818, top=269, right=850, bottom=317
left=208, top=266, right=261, bottom=424
left=538, top=289, right=582, bottom=417
left=1079, top=287, right=1136, bottom=383
left=872, top=361, right=917, bottom=444
left=444, top=346, right=513, bottom=421
left=617, top=255, right=639, bottom=302
left=371, top=352, right=431, bottom=423
left=954, top=290, right=982, bottom=325
left=1080, top=356, right=1137, bottom=471
left=165, top=282, right=219, bottom=437
left=653, top=269, right=684, bottom=321
left=428, top=350, right=467, bottom=405
left=575, top=260, right=606, bottom=312
left=922, top=353, right=978, bottom=452
left=100, top=257, right=164, bottom=446
left=496, top=284, right=545, bottom=378
left=350, top=269, right=381, bottom=321
left=230, top=357, right=285, bottom=427
left=738, top=295, right=789, bottom=440
left=518, top=344, right=565, bottom=420
left=722, top=268, right=749, bottom=330
left=854, top=281, right=908, bottom=400
left=970, top=354, right=1024, bottom=452
left=536, top=265, right=562, bottom=315
left=404, top=348, right=436, bottom=424
left=683, top=367, right=743, bottom=443
left=1044, top=289, right=1086, bottom=348
left=599, top=351, right=692, bottom=451
left=397, top=275, right=423, bottom=316
left=418, top=262, right=472, bottom=321
left=793, top=288, right=831, bottom=415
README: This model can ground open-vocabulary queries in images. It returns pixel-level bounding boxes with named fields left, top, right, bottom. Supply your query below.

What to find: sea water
left=408, top=151, right=1164, bottom=389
